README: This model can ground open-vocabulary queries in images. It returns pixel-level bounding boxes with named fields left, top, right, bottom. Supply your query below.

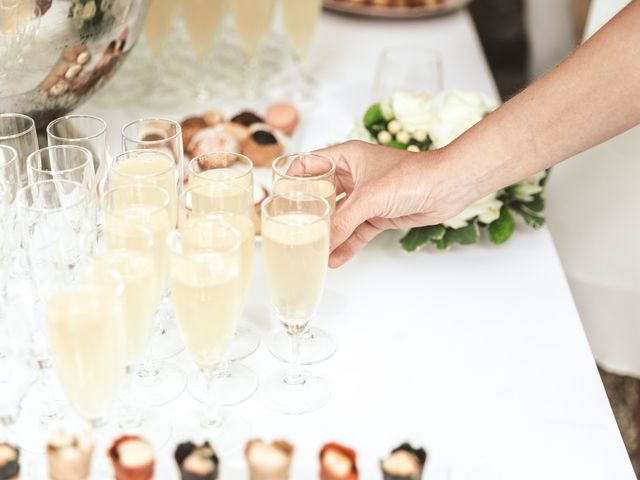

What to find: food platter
left=323, top=0, right=472, bottom=18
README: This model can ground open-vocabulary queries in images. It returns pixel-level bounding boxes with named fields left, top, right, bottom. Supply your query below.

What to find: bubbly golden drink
left=144, top=0, right=180, bottom=56
left=190, top=167, right=254, bottom=193
left=47, top=285, right=125, bottom=420
left=230, top=0, right=276, bottom=58
left=272, top=178, right=336, bottom=213
left=262, top=213, right=329, bottom=329
left=281, top=0, right=321, bottom=57
left=182, top=0, right=226, bottom=59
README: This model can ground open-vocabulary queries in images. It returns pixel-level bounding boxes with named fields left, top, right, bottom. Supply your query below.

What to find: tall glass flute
left=168, top=219, right=248, bottom=452
left=180, top=184, right=258, bottom=405
left=46, top=270, right=126, bottom=474
left=15, top=179, right=95, bottom=451
left=121, top=118, right=184, bottom=358
left=280, top=0, right=321, bottom=100
left=181, top=0, right=227, bottom=101
left=0, top=113, right=38, bottom=279
left=26, top=145, right=95, bottom=188
left=270, top=153, right=337, bottom=365
left=103, top=184, right=186, bottom=406
left=260, top=192, right=331, bottom=414
left=142, top=0, right=180, bottom=98
left=187, top=153, right=259, bottom=361
left=230, top=0, right=276, bottom=102
left=0, top=145, right=19, bottom=382
left=85, top=225, right=172, bottom=449
left=46, top=115, right=109, bottom=223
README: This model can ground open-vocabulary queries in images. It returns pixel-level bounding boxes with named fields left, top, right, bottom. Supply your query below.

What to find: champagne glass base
left=187, top=364, right=258, bottom=406
left=150, top=318, right=184, bottom=359
left=266, top=327, right=337, bottom=365
left=114, top=408, right=173, bottom=451
left=224, top=325, right=261, bottom=362
left=130, top=362, right=186, bottom=407
left=174, top=408, right=251, bottom=456
left=260, top=370, right=330, bottom=415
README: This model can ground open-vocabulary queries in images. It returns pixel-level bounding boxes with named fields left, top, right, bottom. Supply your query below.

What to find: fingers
left=329, top=220, right=382, bottom=268
left=330, top=191, right=375, bottom=252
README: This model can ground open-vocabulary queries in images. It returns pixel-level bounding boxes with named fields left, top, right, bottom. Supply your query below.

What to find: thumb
left=330, top=191, right=375, bottom=253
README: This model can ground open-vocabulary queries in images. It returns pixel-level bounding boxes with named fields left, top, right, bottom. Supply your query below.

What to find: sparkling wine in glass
left=260, top=192, right=331, bottom=414
left=188, top=152, right=254, bottom=193
left=269, top=153, right=338, bottom=365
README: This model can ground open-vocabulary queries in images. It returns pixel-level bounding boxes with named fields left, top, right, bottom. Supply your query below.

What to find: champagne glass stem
left=137, top=332, right=159, bottom=378
left=284, top=330, right=304, bottom=386
left=215, top=359, right=232, bottom=379
left=37, top=367, right=62, bottom=425
left=201, top=368, right=222, bottom=430
left=119, top=367, right=142, bottom=429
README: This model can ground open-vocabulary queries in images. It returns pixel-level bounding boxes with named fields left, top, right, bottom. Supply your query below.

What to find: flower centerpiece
left=350, top=90, right=547, bottom=252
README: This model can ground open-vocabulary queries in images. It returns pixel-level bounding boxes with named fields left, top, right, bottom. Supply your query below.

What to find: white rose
left=512, top=170, right=546, bottom=201
left=428, top=90, right=497, bottom=149
left=443, top=193, right=503, bottom=229
left=82, top=1, right=97, bottom=20
left=390, top=92, right=434, bottom=133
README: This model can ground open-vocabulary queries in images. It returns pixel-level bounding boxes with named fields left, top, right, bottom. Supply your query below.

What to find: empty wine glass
left=269, top=153, right=338, bottom=365
left=168, top=219, right=249, bottom=452
left=103, top=184, right=186, bottom=406
left=180, top=184, right=258, bottom=405
left=260, top=192, right=331, bottom=414
left=26, top=145, right=95, bottom=189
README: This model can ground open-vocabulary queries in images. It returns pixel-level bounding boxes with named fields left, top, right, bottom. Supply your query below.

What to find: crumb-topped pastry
left=245, top=438, right=294, bottom=480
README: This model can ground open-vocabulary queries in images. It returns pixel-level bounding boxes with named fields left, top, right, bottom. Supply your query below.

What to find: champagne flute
left=103, top=184, right=186, bottom=406
left=168, top=219, right=249, bottom=452
left=270, top=153, right=338, bottom=365
left=230, top=0, right=276, bottom=102
left=121, top=118, right=184, bottom=359
left=280, top=0, right=322, bottom=98
left=85, top=225, right=172, bottom=449
left=46, top=115, right=109, bottom=219
left=181, top=0, right=227, bottom=101
left=142, top=0, right=180, bottom=97
left=26, top=145, right=95, bottom=189
left=260, top=192, right=331, bottom=414
left=0, top=113, right=38, bottom=279
left=180, top=184, right=258, bottom=405
left=15, top=179, right=94, bottom=451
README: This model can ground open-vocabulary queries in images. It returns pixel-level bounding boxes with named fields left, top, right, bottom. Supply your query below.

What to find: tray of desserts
left=322, top=0, right=473, bottom=18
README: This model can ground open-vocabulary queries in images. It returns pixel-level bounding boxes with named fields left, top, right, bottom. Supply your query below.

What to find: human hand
left=296, top=140, right=466, bottom=267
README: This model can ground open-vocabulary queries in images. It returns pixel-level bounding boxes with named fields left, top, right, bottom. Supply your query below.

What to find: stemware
left=103, top=184, right=186, bottom=406
left=26, top=145, right=95, bottom=190
left=260, top=192, right=332, bottom=414
left=180, top=183, right=259, bottom=405
left=269, top=153, right=338, bottom=365
left=230, top=0, right=276, bottom=102
left=15, top=179, right=95, bottom=450
left=121, top=118, right=184, bottom=358
left=372, top=46, right=443, bottom=99
left=168, top=219, right=249, bottom=452
left=85, top=225, right=172, bottom=449
left=46, top=114, right=109, bottom=210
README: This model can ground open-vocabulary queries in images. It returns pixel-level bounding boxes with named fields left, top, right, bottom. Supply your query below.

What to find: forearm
left=435, top=0, right=640, bottom=208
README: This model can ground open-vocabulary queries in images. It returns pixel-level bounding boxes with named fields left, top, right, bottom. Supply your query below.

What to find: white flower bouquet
left=69, top=0, right=112, bottom=31
left=350, top=90, right=547, bottom=252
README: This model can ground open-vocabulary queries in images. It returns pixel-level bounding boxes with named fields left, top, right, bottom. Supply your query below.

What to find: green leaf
left=521, top=194, right=545, bottom=213
left=488, top=206, right=515, bottom=244
left=387, top=140, right=408, bottom=150
left=363, top=103, right=384, bottom=128
left=512, top=204, right=545, bottom=229
left=432, top=236, right=451, bottom=250
left=443, top=222, right=479, bottom=246
left=399, top=225, right=446, bottom=252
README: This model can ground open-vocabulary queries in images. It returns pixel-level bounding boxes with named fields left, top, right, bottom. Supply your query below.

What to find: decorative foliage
left=350, top=91, right=547, bottom=252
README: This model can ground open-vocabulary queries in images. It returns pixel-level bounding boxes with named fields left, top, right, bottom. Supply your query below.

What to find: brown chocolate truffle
left=242, top=130, right=283, bottom=168
left=230, top=111, right=264, bottom=127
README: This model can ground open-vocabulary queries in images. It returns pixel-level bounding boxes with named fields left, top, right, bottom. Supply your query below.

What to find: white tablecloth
left=23, top=7, right=633, bottom=480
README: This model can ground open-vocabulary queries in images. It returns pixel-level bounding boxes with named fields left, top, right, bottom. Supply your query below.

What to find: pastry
left=203, top=111, right=224, bottom=127
left=230, top=111, right=264, bottom=127
left=319, top=443, right=358, bottom=480
left=109, top=435, right=154, bottom=480
left=245, top=438, right=294, bottom=480
left=181, top=116, right=208, bottom=154
left=0, top=444, right=19, bottom=480
left=47, top=430, right=94, bottom=480
left=223, top=122, right=250, bottom=143
left=264, top=103, right=299, bottom=136
left=189, top=127, right=241, bottom=159
left=242, top=129, right=283, bottom=167
left=175, top=441, right=219, bottom=480
left=380, top=443, right=427, bottom=480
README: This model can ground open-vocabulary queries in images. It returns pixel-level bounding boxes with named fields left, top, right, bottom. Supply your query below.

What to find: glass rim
left=272, top=153, right=336, bottom=182
left=182, top=182, right=252, bottom=209
left=166, top=220, right=241, bottom=257
left=27, top=145, right=93, bottom=176
left=46, top=114, right=108, bottom=142
left=110, top=149, right=176, bottom=180
left=16, top=179, right=91, bottom=214
left=121, top=117, right=182, bottom=146
left=103, top=183, right=171, bottom=215
left=188, top=152, right=253, bottom=180
left=261, top=191, right=331, bottom=226
left=0, top=113, right=36, bottom=140
left=0, top=145, right=18, bottom=169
